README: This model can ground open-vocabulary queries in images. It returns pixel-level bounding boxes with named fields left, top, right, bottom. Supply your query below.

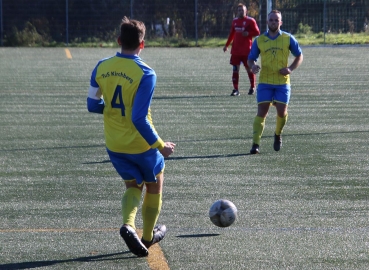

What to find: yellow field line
left=1, top=228, right=170, bottom=270
left=137, top=229, right=170, bottom=270
left=65, top=48, right=72, bottom=59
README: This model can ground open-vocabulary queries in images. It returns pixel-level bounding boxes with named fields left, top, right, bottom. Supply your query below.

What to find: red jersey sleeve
left=225, top=22, right=236, bottom=48
left=246, top=17, right=260, bottom=38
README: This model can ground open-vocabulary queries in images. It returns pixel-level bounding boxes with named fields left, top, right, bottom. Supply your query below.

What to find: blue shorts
left=256, top=83, right=291, bottom=104
left=107, top=148, right=165, bottom=186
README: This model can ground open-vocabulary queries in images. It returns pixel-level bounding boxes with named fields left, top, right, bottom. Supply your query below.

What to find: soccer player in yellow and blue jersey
left=87, top=17, right=175, bottom=257
left=247, top=10, right=303, bottom=154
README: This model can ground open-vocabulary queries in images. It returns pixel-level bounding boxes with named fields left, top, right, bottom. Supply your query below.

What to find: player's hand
left=160, top=142, right=176, bottom=158
left=279, top=67, right=292, bottom=75
left=223, top=46, right=228, bottom=52
left=251, top=65, right=261, bottom=74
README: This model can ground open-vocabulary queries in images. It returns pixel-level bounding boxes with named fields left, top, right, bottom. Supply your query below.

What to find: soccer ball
left=209, top=199, right=237, bottom=227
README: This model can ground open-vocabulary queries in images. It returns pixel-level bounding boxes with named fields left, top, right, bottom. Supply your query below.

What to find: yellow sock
left=142, top=192, right=162, bottom=242
left=253, top=116, right=266, bottom=145
left=275, top=114, right=288, bottom=135
left=122, top=187, right=142, bottom=229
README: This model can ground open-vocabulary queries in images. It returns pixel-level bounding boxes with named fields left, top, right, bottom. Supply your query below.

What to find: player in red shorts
left=223, top=3, right=260, bottom=96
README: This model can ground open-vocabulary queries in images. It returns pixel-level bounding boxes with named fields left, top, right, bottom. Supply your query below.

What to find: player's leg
left=273, top=85, right=291, bottom=151
left=140, top=150, right=167, bottom=248
left=141, top=173, right=166, bottom=248
left=275, top=102, right=288, bottom=135
left=250, top=84, right=273, bottom=154
left=142, top=174, right=163, bottom=242
left=242, top=57, right=256, bottom=95
left=119, top=186, right=148, bottom=257
left=122, top=181, right=143, bottom=229
left=251, top=102, right=270, bottom=153
left=107, top=149, right=148, bottom=257
left=231, top=65, right=240, bottom=95
left=108, top=151, right=144, bottom=228
left=230, top=55, right=241, bottom=96
left=273, top=103, right=288, bottom=151
left=120, top=181, right=148, bottom=256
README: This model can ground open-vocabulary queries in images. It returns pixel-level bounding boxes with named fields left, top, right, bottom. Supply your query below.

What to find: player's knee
left=257, top=103, right=270, bottom=117
left=275, top=104, right=288, bottom=117
left=145, top=182, right=162, bottom=194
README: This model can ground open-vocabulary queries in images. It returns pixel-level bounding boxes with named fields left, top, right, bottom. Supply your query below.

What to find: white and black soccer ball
left=209, top=199, right=237, bottom=227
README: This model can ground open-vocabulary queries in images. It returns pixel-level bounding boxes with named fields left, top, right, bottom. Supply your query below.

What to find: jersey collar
left=265, top=30, right=282, bottom=40
left=116, top=52, right=140, bottom=59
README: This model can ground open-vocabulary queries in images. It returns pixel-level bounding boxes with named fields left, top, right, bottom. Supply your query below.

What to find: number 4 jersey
left=89, top=52, right=164, bottom=154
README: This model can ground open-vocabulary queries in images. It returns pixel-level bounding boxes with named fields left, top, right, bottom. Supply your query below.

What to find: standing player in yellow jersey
left=87, top=17, right=175, bottom=257
left=247, top=10, right=303, bottom=154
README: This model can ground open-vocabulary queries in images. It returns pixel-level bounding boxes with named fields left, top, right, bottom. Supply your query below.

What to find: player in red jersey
left=223, top=3, right=260, bottom=96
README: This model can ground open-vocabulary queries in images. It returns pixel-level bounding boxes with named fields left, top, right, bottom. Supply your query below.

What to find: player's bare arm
left=279, top=54, right=303, bottom=75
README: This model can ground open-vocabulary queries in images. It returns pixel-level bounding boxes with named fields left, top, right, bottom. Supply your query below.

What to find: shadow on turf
left=82, top=153, right=251, bottom=165
left=3, top=130, right=368, bottom=154
left=166, top=153, right=250, bottom=160
left=82, top=159, right=111, bottom=164
left=177, top=233, right=220, bottom=238
left=0, top=251, right=136, bottom=270
left=82, top=152, right=253, bottom=165
left=153, top=95, right=221, bottom=100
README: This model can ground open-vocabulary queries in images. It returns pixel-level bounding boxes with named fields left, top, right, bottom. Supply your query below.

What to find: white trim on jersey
left=88, top=86, right=101, bottom=100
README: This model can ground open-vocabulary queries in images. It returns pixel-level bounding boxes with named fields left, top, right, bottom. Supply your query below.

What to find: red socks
left=232, top=71, right=239, bottom=90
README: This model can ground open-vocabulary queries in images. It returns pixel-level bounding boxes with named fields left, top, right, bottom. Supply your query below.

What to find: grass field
left=0, top=46, right=368, bottom=270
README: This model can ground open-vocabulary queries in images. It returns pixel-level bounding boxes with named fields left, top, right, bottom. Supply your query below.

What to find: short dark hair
left=268, top=10, right=282, bottom=19
left=119, top=16, right=146, bottom=50
left=237, top=3, right=246, bottom=9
